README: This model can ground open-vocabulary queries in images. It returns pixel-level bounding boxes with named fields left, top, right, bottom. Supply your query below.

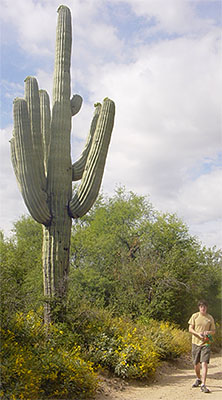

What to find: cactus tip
left=13, top=97, right=23, bottom=103
left=57, top=4, right=69, bottom=13
left=94, top=102, right=102, bottom=108
left=24, top=76, right=37, bottom=83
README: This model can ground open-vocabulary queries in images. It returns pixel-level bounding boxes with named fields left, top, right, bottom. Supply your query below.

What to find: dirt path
left=96, top=353, right=222, bottom=400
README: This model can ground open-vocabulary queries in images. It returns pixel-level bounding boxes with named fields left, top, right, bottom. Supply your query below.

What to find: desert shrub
left=87, top=317, right=190, bottom=378
left=70, top=306, right=190, bottom=380
left=211, top=322, right=222, bottom=352
left=89, top=322, right=159, bottom=379
left=1, top=304, right=194, bottom=399
left=0, top=310, right=98, bottom=399
left=66, top=306, right=159, bottom=379
left=141, top=319, right=191, bottom=360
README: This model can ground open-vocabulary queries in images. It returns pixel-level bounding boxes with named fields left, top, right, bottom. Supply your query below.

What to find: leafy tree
left=0, top=217, right=43, bottom=327
left=69, top=188, right=222, bottom=327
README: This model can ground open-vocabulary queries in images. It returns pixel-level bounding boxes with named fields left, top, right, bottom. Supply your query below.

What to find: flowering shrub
left=109, top=320, right=159, bottom=379
left=68, top=307, right=191, bottom=380
left=1, top=310, right=98, bottom=399
left=1, top=307, right=192, bottom=399
left=89, top=327, right=159, bottom=379
left=144, top=319, right=191, bottom=360
left=73, top=310, right=160, bottom=379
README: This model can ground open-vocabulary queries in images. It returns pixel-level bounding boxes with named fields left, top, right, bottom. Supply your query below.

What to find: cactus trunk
left=11, top=5, right=115, bottom=323
left=42, top=6, right=72, bottom=321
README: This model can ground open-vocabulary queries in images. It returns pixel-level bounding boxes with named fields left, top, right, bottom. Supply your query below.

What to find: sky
left=0, top=0, right=221, bottom=249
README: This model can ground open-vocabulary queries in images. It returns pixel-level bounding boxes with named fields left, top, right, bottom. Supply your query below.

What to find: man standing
left=188, top=300, right=216, bottom=393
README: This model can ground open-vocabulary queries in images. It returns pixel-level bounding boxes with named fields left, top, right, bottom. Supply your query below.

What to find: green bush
left=211, top=322, right=222, bottom=352
left=1, top=310, right=98, bottom=399
left=68, top=306, right=190, bottom=380
left=143, top=319, right=191, bottom=360
left=1, top=305, right=194, bottom=399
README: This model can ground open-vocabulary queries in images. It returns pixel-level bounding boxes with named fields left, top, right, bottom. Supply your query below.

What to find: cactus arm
left=24, top=77, right=46, bottom=189
left=12, top=98, right=51, bottom=225
left=69, top=98, right=115, bottom=218
left=10, top=136, right=20, bottom=186
left=40, top=90, right=51, bottom=173
left=72, top=103, right=101, bottom=181
left=71, top=94, right=82, bottom=116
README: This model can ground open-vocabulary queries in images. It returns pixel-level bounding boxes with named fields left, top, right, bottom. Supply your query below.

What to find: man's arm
left=188, top=324, right=204, bottom=340
left=203, top=329, right=216, bottom=336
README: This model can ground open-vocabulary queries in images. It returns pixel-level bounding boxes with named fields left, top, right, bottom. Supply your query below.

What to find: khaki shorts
left=192, top=344, right=211, bottom=365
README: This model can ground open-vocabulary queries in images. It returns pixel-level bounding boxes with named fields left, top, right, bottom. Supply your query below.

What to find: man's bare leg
left=200, top=362, right=210, bottom=392
left=195, top=362, right=201, bottom=379
left=202, top=362, right=208, bottom=385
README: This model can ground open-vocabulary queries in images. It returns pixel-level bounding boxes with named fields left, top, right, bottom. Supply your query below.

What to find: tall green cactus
left=10, top=5, right=115, bottom=322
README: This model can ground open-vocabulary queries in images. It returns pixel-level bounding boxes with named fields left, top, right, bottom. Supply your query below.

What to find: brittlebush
left=1, top=308, right=192, bottom=399
left=1, top=310, right=98, bottom=399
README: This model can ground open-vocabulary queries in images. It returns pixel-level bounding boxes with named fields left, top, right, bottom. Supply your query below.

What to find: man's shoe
left=201, top=384, right=210, bottom=393
left=192, top=378, right=202, bottom=387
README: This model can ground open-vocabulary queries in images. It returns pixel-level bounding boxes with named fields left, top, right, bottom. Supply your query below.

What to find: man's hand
left=204, top=330, right=215, bottom=336
left=189, top=325, right=205, bottom=340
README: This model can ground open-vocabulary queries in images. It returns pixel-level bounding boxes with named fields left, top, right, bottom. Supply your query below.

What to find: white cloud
left=1, top=80, right=24, bottom=100
left=178, top=168, right=222, bottom=224
left=0, top=0, right=56, bottom=54
left=0, top=0, right=123, bottom=59
left=86, top=29, right=220, bottom=165
left=189, top=220, right=222, bottom=250
left=115, top=0, right=216, bottom=35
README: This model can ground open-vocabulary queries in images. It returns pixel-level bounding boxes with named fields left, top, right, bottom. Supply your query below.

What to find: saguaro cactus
left=10, top=5, right=115, bottom=322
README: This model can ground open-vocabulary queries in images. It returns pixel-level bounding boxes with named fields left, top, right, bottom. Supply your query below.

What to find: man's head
left=198, top=299, right=208, bottom=315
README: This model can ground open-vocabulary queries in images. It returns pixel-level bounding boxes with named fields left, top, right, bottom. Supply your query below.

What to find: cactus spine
left=11, top=5, right=115, bottom=322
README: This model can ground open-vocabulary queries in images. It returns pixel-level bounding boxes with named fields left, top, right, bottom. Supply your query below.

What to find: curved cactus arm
left=72, top=103, right=101, bottom=181
left=10, top=135, right=20, bottom=187
left=25, top=77, right=46, bottom=190
left=71, top=94, right=83, bottom=116
left=69, top=98, right=115, bottom=218
left=40, top=90, right=51, bottom=173
left=12, top=98, right=51, bottom=225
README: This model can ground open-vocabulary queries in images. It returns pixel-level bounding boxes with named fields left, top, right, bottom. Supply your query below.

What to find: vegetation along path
left=96, top=353, right=222, bottom=400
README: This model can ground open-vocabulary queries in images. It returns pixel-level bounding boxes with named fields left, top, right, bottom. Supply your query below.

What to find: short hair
left=198, top=299, right=208, bottom=307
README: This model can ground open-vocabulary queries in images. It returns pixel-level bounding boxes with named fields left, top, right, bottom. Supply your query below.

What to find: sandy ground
left=96, top=352, right=222, bottom=400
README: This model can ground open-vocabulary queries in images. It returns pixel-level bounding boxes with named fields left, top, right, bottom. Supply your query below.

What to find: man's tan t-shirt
left=188, top=312, right=215, bottom=346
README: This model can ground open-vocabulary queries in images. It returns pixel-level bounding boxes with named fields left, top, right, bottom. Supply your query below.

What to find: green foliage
left=1, top=188, right=221, bottom=330
left=54, top=304, right=190, bottom=380
left=90, top=319, right=159, bottom=379
left=140, top=318, right=191, bottom=360
left=211, top=322, right=222, bottom=352
left=1, top=310, right=98, bottom=399
left=69, top=187, right=222, bottom=327
left=0, top=217, right=43, bottom=327
left=1, top=305, right=192, bottom=399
